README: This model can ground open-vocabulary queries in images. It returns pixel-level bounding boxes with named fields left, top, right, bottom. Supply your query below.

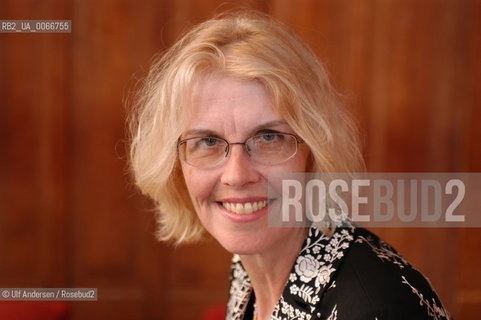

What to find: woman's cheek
left=184, top=169, right=216, bottom=211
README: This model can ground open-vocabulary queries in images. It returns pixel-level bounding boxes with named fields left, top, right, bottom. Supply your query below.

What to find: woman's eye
left=199, top=137, right=219, bottom=147
left=260, top=133, right=279, bottom=142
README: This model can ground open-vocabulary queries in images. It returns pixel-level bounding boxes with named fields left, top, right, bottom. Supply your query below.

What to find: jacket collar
left=226, top=225, right=356, bottom=319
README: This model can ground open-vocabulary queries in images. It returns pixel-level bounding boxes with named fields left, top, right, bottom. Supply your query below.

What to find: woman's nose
left=220, top=144, right=261, bottom=187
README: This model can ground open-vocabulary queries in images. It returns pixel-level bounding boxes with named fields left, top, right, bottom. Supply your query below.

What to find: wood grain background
left=0, top=0, right=480, bottom=319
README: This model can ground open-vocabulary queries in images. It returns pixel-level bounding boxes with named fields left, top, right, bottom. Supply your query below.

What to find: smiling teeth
left=222, top=201, right=267, bottom=214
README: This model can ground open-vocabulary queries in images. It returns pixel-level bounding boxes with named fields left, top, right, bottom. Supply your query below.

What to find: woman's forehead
left=183, top=76, right=292, bottom=137
left=188, top=76, right=276, bottom=119
left=191, top=75, right=268, bottom=104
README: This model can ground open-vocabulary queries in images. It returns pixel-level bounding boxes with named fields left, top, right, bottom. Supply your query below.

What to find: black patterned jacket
left=226, top=225, right=451, bottom=320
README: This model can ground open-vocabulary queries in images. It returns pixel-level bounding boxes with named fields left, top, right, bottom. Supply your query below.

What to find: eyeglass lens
left=179, top=133, right=299, bottom=168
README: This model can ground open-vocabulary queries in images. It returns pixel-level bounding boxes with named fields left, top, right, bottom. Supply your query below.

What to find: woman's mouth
left=220, top=200, right=268, bottom=214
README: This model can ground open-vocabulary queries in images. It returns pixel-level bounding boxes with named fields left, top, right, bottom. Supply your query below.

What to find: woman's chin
left=213, top=232, right=267, bottom=256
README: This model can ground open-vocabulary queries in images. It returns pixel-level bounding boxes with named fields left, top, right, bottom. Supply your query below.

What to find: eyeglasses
left=177, top=132, right=303, bottom=168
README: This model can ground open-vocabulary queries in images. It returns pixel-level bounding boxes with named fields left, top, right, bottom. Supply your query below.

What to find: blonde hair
left=129, top=11, right=365, bottom=243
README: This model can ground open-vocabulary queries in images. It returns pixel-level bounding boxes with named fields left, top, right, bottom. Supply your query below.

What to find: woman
left=129, top=11, right=450, bottom=320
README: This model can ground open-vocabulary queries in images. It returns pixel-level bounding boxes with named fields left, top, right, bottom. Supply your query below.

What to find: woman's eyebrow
left=182, top=120, right=289, bottom=138
left=250, top=120, right=289, bottom=133
left=182, top=129, right=219, bottom=138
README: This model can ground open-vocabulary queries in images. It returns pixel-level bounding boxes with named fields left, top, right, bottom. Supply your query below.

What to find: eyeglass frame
left=177, top=131, right=304, bottom=168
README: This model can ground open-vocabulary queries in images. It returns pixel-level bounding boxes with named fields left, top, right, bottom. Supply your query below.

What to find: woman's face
left=180, top=75, right=310, bottom=255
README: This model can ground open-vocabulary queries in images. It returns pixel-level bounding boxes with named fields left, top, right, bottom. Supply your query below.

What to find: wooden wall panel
left=65, top=0, right=171, bottom=318
left=0, top=0, right=71, bottom=288
left=0, top=0, right=479, bottom=319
